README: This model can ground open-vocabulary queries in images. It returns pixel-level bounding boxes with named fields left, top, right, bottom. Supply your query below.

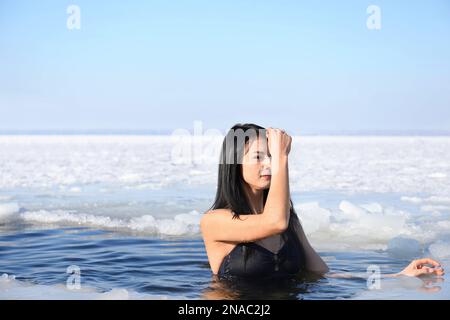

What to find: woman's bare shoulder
left=202, top=208, right=235, bottom=219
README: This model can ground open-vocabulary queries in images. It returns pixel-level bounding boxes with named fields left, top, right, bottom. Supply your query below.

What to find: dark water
left=0, top=225, right=411, bottom=300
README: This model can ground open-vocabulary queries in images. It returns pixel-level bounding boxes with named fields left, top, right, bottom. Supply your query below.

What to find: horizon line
left=1, top=129, right=450, bottom=136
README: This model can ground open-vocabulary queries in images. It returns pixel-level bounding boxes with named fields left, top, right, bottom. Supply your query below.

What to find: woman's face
left=241, top=136, right=272, bottom=190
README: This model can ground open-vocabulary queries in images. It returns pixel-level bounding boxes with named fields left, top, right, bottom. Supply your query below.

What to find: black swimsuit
left=217, top=229, right=305, bottom=280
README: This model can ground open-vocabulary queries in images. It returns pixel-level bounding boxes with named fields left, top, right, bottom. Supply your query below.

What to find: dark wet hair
left=208, top=123, right=304, bottom=269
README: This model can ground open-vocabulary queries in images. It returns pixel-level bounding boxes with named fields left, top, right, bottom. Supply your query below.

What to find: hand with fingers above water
left=396, top=258, right=445, bottom=277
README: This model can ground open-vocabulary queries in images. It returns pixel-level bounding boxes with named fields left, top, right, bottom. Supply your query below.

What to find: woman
left=200, top=123, right=445, bottom=281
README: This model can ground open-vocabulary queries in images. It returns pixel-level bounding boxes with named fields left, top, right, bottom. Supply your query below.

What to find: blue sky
left=0, top=0, right=449, bottom=134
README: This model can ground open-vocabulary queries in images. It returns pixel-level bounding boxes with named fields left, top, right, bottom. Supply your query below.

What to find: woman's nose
left=262, top=155, right=271, bottom=165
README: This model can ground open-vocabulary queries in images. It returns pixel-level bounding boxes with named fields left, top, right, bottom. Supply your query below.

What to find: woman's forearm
left=326, top=271, right=400, bottom=279
left=263, top=155, right=290, bottom=229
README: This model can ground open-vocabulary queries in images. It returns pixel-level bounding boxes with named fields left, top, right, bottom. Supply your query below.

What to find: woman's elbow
left=274, top=219, right=289, bottom=234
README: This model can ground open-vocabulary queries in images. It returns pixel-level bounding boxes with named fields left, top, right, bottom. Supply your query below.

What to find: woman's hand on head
left=266, top=128, right=292, bottom=157
left=398, top=258, right=445, bottom=277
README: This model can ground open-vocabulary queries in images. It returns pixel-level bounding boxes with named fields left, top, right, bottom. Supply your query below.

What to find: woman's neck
left=243, top=185, right=264, bottom=214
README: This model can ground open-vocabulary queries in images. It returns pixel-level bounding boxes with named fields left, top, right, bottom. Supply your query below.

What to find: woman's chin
left=262, top=183, right=271, bottom=189
left=253, top=184, right=269, bottom=191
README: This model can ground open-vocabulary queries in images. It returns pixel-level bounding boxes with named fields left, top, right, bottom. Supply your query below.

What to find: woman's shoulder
left=202, top=209, right=235, bottom=223
left=203, top=208, right=234, bottom=216
left=203, top=208, right=255, bottom=220
left=204, top=208, right=232, bottom=214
